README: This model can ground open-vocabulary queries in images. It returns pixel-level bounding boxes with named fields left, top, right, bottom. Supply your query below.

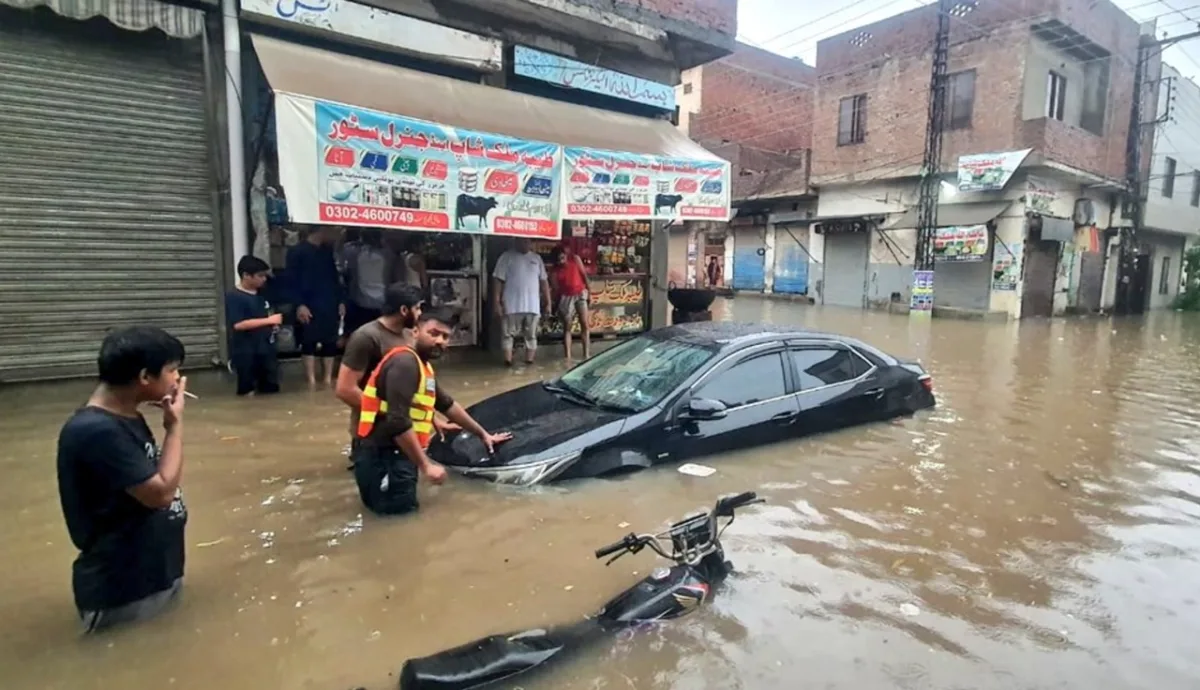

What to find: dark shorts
left=79, top=578, right=183, bottom=634
left=231, top=347, right=280, bottom=396
left=352, top=443, right=419, bottom=516
left=297, top=311, right=340, bottom=356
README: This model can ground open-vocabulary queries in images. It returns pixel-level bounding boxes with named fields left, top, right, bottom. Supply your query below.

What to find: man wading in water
left=56, top=326, right=189, bottom=632
left=353, top=310, right=511, bottom=515
left=336, top=283, right=459, bottom=470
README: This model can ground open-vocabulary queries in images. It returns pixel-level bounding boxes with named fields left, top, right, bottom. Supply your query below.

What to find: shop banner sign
left=561, top=147, right=732, bottom=222
left=275, top=93, right=562, bottom=238
left=957, top=149, right=1032, bottom=192
left=933, top=224, right=990, bottom=262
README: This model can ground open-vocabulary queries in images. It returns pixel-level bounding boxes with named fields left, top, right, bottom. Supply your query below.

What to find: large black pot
left=667, top=285, right=716, bottom=312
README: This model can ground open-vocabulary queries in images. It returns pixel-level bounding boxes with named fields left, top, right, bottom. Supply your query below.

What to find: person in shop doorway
left=493, top=238, right=551, bottom=367
left=335, top=283, right=461, bottom=471
left=395, top=235, right=429, bottom=295
left=226, top=255, right=282, bottom=397
left=352, top=309, right=512, bottom=515
left=288, top=226, right=345, bottom=386
left=706, top=255, right=722, bottom=288
left=343, top=229, right=394, bottom=335
left=552, top=245, right=591, bottom=364
left=56, top=326, right=189, bottom=633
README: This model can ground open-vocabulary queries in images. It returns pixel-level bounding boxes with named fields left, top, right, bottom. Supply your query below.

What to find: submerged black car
left=429, top=322, right=935, bottom=485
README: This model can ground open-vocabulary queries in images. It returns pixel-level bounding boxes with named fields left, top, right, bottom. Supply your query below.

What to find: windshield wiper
left=543, top=380, right=597, bottom=407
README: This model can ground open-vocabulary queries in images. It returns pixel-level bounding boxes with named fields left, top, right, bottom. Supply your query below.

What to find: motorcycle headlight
left=455, top=451, right=581, bottom=486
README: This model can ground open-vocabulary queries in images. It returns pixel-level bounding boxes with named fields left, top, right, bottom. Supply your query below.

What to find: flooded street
left=4, top=299, right=1200, bottom=690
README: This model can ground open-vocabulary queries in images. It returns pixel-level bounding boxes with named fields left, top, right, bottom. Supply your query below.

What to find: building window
left=944, top=69, right=976, bottom=129
left=1163, top=157, right=1177, bottom=198
left=1191, top=171, right=1199, bottom=207
left=682, top=82, right=693, bottom=95
left=838, top=94, right=868, bottom=146
left=1160, top=255, right=1172, bottom=295
left=1046, top=71, right=1067, bottom=121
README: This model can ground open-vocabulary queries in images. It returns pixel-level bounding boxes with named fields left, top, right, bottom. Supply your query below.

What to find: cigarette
left=183, top=391, right=199, bottom=400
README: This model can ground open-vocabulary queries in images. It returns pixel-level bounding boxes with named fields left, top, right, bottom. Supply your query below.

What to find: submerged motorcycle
left=399, top=491, right=765, bottom=690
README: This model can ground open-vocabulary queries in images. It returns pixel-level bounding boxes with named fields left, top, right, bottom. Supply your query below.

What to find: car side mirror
left=683, top=397, right=727, bottom=420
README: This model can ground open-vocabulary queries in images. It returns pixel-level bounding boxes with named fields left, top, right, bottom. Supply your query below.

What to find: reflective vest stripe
left=356, top=346, right=437, bottom=449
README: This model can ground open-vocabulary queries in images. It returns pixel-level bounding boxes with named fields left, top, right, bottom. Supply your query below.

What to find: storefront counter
left=540, top=274, right=647, bottom=338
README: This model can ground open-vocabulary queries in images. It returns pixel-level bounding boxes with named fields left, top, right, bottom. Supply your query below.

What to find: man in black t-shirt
left=56, top=326, right=189, bottom=633
left=225, top=255, right=282, bottom=396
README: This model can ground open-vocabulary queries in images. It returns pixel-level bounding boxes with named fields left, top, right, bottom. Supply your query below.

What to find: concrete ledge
left=730, top=290, right=816, bottom=304
left=930, top=306, right=1010, bottom=322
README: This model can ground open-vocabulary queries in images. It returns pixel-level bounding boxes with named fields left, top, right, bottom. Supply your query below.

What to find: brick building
left=807, top=0, right=1161, bottom=318
left=672, top=43, right=817, bottom=294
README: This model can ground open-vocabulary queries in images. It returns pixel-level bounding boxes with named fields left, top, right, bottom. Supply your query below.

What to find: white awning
left=0, top=0, right=204, bottom=37
left=251, top=33, right=720, bottom=162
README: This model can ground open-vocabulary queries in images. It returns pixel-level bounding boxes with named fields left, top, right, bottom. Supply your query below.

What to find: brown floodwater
left=3, top=298, right=1200, bottom=690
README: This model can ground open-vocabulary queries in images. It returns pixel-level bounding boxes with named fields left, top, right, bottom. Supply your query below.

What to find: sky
left=734, top=0, right=1200, bottom=81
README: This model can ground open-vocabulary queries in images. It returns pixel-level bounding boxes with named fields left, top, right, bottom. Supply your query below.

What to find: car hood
left=431, top=382, right=629, bottom=467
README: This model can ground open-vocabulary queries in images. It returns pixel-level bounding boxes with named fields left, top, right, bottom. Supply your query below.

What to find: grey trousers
left=79, top=578, right=183, bottom=634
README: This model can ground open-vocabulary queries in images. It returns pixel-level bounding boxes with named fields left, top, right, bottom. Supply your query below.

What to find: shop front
left=815, top=217, right=876, bottom=308
left=0, top=1, right=215, bottom=382
left=250, top=34, right=730, bottom=350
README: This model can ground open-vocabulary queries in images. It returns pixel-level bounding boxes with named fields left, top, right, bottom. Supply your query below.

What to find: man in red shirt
left=552, top=245, right=591, bottom=363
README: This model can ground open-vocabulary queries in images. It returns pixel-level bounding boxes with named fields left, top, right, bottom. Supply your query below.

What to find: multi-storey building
left=672, top=43, right=816, bottom=293
left=808, top=0, right=1158, bottom=318
left=1140, top=62, right=1200, bottom=309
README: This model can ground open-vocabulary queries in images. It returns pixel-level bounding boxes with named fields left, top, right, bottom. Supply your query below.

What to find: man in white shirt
left=492, top=238, right=551, bottom=366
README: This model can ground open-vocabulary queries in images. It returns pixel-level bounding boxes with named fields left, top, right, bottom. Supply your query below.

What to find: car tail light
left=919, top=375, right=933, bottom=393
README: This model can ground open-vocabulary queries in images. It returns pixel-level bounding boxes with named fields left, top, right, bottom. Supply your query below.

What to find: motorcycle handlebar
left=594, top=534, right=636, bottom=559
left=715, top=491, right=758, bottom=515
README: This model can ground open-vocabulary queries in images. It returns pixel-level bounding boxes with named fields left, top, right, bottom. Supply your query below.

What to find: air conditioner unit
left=1073, top=198, right=1096, bottom=226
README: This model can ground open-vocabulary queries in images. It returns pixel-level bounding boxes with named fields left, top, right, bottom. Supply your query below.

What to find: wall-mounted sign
left=240, top=0, right=502, bottom=71
left=1024, top=175, right=1058, bottom=214
left=957, top=149, right=1032, bottom=192
left=815, top=218, right=870, bottom=234
left=274, top=93, right=562, bottom=237
left=513, top=45, right=675, bottom=111
left=933, top=224, right=989, bottom=262
left=561, top=147, right=731, bottom=221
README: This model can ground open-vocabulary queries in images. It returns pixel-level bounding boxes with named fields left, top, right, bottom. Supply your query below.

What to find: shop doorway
left=1113, top=250, right=1152, bottom=315
left=1021, top=238, right=1058, bottom=318
left=700, top=234, right=727, bottom=288
left=1076, top=251, right=1104, bottom=312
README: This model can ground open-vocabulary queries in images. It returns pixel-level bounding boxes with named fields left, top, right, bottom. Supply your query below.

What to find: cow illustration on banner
left=274, top=93, right=562, bottom=238
left=561, top=146, right=731, bottom=222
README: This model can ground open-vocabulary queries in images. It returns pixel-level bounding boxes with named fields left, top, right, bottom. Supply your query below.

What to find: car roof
left=652, top=321, right=898, bottom=361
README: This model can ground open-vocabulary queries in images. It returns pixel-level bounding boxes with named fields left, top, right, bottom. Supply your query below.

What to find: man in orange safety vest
left=353, top=308, right=511, bottom=515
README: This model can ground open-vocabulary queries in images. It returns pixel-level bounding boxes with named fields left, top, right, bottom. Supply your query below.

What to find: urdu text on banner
left=274, top=93, right=562, bottom=238
left=561, top=147, right=732, bottom=222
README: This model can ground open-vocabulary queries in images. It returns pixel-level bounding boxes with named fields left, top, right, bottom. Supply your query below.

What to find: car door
left=661, top=345, right=800, bottom=462
left=785, top=341, right=880, bottom=436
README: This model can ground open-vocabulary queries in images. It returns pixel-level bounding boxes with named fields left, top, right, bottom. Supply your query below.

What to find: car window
left=694, top=352, right=787, bottom=408
left=790, top=348, right=871, bottom=390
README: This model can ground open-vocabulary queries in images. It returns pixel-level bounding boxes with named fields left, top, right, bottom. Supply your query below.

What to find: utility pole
left=910, top=0, right=952, bottom=316
left=1119, top=27, right=1200, bottom=315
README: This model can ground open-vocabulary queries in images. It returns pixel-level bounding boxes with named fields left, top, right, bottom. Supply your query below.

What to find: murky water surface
left=4, top=299, right=1200, bottom=689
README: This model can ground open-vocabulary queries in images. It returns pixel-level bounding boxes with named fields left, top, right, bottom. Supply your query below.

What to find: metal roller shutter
left=822, top=232, right=869, bottom=307
left=731, top=227, right=765, bottom=291
left=773, top=225, right=810, bottom=294
left=0, top=17, right=218, bottom=382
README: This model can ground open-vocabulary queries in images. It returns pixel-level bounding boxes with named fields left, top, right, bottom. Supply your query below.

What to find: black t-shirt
left=225, top=288, right=276, bottom=355
left=56, top=407, right=188, bottom=611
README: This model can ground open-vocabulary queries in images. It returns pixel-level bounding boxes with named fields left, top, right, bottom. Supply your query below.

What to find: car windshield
left=554, top=334, right=716, bottom=412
